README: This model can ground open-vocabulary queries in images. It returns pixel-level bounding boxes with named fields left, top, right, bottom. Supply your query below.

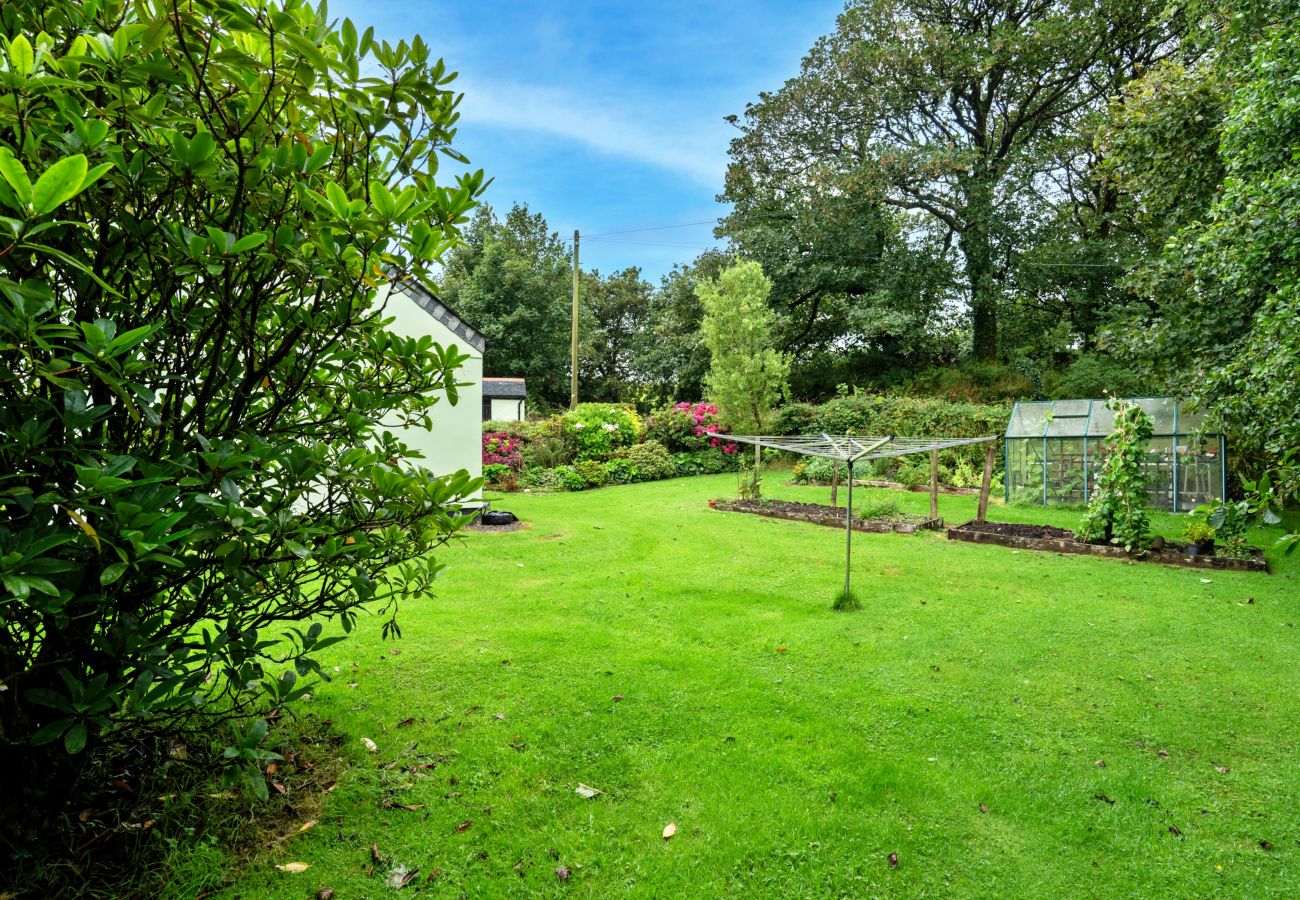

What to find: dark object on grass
left=481, top=510, right=518, bottom=526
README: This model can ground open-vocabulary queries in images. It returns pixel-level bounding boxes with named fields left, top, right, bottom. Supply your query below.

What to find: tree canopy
left=437, top=204, right=573, bottom=408
left=721, top=0, right=1180, bottom=360
left=1101, top=0, right=1300, bottom=516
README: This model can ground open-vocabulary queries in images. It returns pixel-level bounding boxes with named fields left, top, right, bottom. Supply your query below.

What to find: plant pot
left=1186, top=540, right=1215, bottom=557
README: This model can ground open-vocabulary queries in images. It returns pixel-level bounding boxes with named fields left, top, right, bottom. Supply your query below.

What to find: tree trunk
left=960, top=177, right=999, bottom=360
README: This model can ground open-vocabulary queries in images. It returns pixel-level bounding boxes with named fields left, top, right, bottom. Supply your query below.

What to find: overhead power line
left=582, top=220, right=719, bottom=238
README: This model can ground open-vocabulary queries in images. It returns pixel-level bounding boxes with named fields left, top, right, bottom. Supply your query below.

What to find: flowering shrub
left=670, top=448, right=740, bottom=477
left=574, top=459, right=609, bottom=488
left=483, top=431, right=524, bottom=469
left=625, top=441, right=675, bottom=482
left=645, top=402, right=739, bottom=454
left=552, top=465, right=587, bottom=491
left=797, top=457, right=838, bottom=484
left=520, top=466, right=561, bottom=491
left=562, top=403, right=641, bottom=460
left=604, top=458, right=639, bottom=484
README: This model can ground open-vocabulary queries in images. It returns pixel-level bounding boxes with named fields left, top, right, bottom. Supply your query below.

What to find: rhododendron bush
left=645, top=402, right=739, bottom=454
left=482, top=432, right=524, bottom=469
left=561, top=403, right=641, bottom=460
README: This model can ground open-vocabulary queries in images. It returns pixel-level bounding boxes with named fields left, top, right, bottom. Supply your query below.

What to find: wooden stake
left=831, top=460, right=840, bottom=508
left=570, top=229, right=579, bottom=410
left=977, top=442, right=996, bottom=522
left=929, top=448, right=939, bottom=519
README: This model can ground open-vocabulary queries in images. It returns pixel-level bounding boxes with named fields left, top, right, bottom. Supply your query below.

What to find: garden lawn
left=207, top=474, right=1300, bottom=898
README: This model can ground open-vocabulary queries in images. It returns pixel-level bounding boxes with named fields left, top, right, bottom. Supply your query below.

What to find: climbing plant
left=1076, top=400, right=1154, bottom=552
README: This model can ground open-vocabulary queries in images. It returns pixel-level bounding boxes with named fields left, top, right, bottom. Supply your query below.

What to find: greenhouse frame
left=1004, top=398, right=1226, bottom=512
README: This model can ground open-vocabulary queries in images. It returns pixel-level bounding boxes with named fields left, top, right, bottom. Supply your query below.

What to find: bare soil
left=727, top=498, right=927, bottom=524
left=960, top=521, right=1077, bottom=540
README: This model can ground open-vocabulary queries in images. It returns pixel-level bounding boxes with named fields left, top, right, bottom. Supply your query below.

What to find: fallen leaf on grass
left=888, top=852, right=899, bottom=869
left=1094, top=759, right=1107, bottom=768
left=1169, top=825, right=1183, bottom=837
left=426, top=868, right=441, bottom=882
left=662, top=822, right=677, bottom=840
left=455, top=819, right=473, bottom=833
left=1200, top=578, right=1212, bottom=584
left=555, top=865, right=571, bottom=881
left=275, top=862, right=310, bottom=873
left=386, top=865, right=418, bottom=889
left=612, top=694, right=624, bottom=702
left=361, top=737, right=379, bottom=753
left=316, top=890, right=334, bottom=900
left=371, top=842, right=382, bottom=864
left=979, top=803, right=990, bottom=814
left=383, top=799, right=425, bottom=812
left=396, top=717, right=415, bottom=728
left=575, top=784, right=602, bottom=799
left=1214, top=764, right=1231, bottom=774
left=298, top=820, right=317, bottom=833
left=775, top=647, right=787, bottom=654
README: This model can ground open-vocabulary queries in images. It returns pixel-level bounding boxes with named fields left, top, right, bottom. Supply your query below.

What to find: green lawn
left=207, top=474, right=1300, bottom=898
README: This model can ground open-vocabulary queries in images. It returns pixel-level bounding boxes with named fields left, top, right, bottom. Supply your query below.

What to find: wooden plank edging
left=945, top=522, right=1269, bottom=573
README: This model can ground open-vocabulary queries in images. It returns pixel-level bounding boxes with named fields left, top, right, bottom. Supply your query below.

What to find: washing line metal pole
left=839, top=435, right=892, bottom=600
left=845, top=459, right=854, bottom=599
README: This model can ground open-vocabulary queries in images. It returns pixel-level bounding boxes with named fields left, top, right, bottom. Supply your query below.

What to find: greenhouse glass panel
left=1004, top=397, right=1225, bottom=511
left=1046, top=437, right=1087, bottom=504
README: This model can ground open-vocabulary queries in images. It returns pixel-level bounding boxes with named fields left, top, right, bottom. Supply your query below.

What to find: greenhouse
left=1005, top=398, right=1225, bottom=511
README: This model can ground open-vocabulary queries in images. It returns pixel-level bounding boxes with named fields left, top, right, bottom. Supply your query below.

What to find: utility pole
left=570, top=228, right=579, bottom=410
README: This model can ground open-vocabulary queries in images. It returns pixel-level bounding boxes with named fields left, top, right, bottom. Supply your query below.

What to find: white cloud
left=455, top=77, right=727, bottom=187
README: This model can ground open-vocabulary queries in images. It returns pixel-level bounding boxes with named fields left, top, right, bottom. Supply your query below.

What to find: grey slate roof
left=391, top=278, right=487, bottom=353
left=483, top=377, right=527, bottom=399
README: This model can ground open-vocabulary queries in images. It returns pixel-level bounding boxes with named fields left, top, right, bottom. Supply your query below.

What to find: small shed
left=376, top=278, right=485, bottom=505
left=483, top=377, right=527, bottom=421
left=1005, top=398, right=1225, bottom=511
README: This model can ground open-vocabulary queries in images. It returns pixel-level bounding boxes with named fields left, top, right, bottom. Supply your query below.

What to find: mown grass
left=200, top=474, right=1300, bottom=898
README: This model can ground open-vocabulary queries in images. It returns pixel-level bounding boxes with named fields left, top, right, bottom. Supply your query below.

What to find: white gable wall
left=377, top=284, right=483, bottom=500
left=488, top=397, right=526, bottom=421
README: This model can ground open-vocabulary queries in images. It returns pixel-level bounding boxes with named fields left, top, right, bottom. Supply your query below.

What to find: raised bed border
left=946, top=520, right=1269, bottom=573
left=712, top=499, right=943, bottom=535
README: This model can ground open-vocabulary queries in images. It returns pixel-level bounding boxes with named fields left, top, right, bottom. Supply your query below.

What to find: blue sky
left=331, top=0, right=844, bottom=282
